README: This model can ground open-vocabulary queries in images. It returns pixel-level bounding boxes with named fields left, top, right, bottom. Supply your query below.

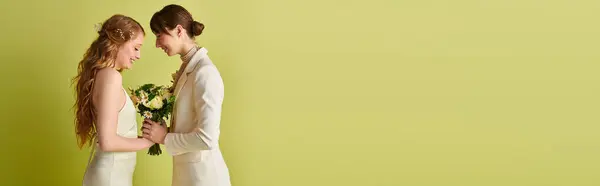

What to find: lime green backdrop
left=2, top=0, right=600, bottom=185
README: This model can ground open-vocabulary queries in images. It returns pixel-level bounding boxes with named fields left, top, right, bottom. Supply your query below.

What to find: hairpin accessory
left=115, top=29, right=125, bottom=40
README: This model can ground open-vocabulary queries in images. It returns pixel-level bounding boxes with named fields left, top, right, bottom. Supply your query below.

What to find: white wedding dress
left=82, top=89, right=139, bottom=186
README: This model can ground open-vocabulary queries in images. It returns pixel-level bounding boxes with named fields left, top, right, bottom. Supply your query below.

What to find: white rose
left=143, top=96, right=164, bottom=109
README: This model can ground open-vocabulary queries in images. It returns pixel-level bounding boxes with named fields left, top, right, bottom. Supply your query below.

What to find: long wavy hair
left=72, top=14, right=145, bottom=149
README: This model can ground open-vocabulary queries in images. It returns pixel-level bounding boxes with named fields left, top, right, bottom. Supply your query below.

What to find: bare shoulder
left=93, top=68, right=124, bottom=109
left=96, top=68, right=122, bottom=83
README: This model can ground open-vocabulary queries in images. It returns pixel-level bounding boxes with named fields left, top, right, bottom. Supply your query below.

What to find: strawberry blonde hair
left=72, top=14, right=145, bottom=149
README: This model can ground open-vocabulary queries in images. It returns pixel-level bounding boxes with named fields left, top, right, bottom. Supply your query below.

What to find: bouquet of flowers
left=128, top=84, right=175, bottom=155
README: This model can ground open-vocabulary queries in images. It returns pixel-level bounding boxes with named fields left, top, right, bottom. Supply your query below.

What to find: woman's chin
left=121, top=64, right=133, bottom=70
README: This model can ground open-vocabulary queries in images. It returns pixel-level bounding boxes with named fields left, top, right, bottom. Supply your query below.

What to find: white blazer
left=165, top=47, right=231, bottom=186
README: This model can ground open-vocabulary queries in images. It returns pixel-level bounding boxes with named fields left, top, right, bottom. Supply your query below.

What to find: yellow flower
left=161, top=88, right=172, bottom=99
left=171, top=71, right=178, bottom=82
left=164, top=93, right=172, bottom=100
left=130, top=95, right=140, bottom=106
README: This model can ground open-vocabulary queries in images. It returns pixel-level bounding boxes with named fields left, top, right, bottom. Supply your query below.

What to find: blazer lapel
left=170, top=47, right=209, bottom=132
left=173, top=48, right=208, bottom=101
left=173, top=72, right=188, bottom=101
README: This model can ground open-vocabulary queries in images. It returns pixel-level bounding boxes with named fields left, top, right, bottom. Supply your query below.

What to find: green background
left=1, top=0, right=600, bottom=185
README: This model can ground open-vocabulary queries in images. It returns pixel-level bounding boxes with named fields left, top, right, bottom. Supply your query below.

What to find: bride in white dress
left=72, top=14, right=154, bottom=186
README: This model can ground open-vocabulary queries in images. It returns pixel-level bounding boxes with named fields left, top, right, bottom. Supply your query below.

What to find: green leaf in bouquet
left=128, top=83, right=176, bottom=156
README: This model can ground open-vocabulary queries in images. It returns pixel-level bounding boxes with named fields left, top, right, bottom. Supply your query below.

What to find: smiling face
left=150, top=5, right=205, bottom=57
left=115, top=33, right=144, bottom=69
left=154, top=28, right=182, bottom=56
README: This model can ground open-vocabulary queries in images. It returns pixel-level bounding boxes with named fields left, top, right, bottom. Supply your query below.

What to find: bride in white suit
left=72, top=14, right=154, bottom=186
left=142, top=4, right=232, bottom=186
